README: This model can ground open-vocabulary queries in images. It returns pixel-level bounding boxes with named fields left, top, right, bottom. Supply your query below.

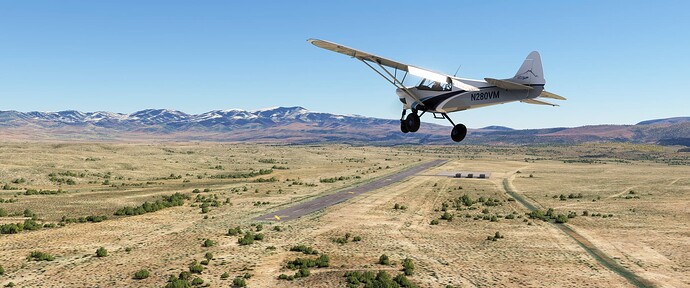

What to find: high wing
left=308, top=39, right=479, bottom=92
left=308, top=39, right=408, bottom=71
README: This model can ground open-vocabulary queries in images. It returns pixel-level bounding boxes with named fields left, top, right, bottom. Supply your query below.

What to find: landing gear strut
left=443, top=114, right=467, bottom=142
left=400, top=109, right=466, bottom=142
left=400, top=110, right=409, bottom=133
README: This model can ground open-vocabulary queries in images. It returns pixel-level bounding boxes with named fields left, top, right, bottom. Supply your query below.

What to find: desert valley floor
left=1, top=143, right=689, bottom=287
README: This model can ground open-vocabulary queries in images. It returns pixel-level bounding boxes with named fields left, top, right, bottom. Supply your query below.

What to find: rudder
left=512, top=51, right=544, bottom=85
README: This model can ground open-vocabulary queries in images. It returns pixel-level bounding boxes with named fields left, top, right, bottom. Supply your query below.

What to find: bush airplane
left=308, top=39, right=565, bottom=142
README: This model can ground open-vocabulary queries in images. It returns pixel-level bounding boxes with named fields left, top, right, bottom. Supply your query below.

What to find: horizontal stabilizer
left=521, top=98, right=559, bottom=106
left=539, top=90, right=567, bottom=100
left=485, top=78, right=534, bottom=90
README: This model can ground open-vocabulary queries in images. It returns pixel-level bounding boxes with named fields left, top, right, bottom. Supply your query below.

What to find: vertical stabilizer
left=512, top=51, right=544, bottom=85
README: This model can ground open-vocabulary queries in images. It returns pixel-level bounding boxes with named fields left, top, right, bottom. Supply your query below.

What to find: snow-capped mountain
left=1, top=107, right=689, bottom=145
left=0, top=106, right=379, bottom=127
left=0, top=107, right=405, bottom=132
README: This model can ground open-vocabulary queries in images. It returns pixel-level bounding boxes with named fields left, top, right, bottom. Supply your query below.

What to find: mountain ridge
left=1, top=107, right=689, bottom=146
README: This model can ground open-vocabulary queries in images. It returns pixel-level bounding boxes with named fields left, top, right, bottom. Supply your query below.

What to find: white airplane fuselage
left=308, top=38, right=564, bottom=142
left=396, top=79, right=544, bottom=113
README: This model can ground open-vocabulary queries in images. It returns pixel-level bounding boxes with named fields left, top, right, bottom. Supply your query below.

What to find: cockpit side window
left=417, top=79, right=451, bottom=91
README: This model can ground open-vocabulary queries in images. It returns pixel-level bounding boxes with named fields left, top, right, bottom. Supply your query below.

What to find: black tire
left=400, top=120, right=409, bottom=133
left=451, top=124, right=467, bottom=142
left=405, top=113, right=420, bottom=132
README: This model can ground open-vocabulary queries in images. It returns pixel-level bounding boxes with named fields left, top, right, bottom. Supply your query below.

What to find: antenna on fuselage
left=453, top=65, right=462, bottom=77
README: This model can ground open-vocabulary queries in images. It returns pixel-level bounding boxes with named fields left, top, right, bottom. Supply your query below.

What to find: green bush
left=555, top=214, right=568, bottom=224
left=378, top=254, right=390, bottom=265
left=344, top=270, right=415, bottom=288
left=221, top=272, right=230, bottom=279
left=402, top=258, right=414, bottom=276
left=179, top=271, right=192, bottom=280
left=441, top=212, right=453, bottom=221
left=202, top=239, right=215, bottom=247
left=332, top=237, right=348, bottom=244
left=294, top=267, right=310, bottom=278
left=191, top=277, right=203, bottom=285
left=165, top=277, right=191, bottom=288
left=232, top=277, right=246, bottom=287
left=227, top=226, right=242, bottom=236
left=315, top=254, right=329, bottom=268
left=0, top=265, right=4, bottom=275
left=238, top=233, right=255, bottom=246
left=286, top=257, right=316, bottom=269
left=96, top=247, right=108, bottom=257
left=23, top=209, right=35, bottom=218
left=393, top=273, right=415, bottom=287
left=114, top=193, right=190, bottom=216
left=134, top=269, right=150, bottom=279
left=23, top=219, right=41, bottom=231
left=189, top=261, right=204, bottom=274
left=430, top=219, right=439, bottom=225
left=0, top=223, right=22, bottom=234
left=353, top=236, right=362, bottom=242
left=28, top=251, right=54, bottom=261
left=290, top=245, right=318, bottom=255
left=204, top=252, right=213, bottom=260
left=0, top=208, right=7, bottom=217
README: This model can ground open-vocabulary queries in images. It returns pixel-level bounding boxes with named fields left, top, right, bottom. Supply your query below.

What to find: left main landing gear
left=442, top=114, right=467, bottom=142
left=405, top=112, right=420, bottom=132
left=400, top=109, right=421, bottom=133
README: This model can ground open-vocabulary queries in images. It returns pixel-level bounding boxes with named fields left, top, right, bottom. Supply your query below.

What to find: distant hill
left=1, top=107, right=689, bottom=146
left=479, top=126, right=514, bottom=131
left=636, top=117, right=690, bottom=125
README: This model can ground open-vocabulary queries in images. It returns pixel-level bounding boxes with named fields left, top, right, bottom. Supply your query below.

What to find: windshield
left=417, top=79, right=451, bottom=91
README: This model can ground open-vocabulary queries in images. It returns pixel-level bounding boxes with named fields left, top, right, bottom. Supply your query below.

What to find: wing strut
left=374, top=62, right=424, bottom=108
left=358, top=59, right=424, bottom=108
left=359, top=59, right=396, bottom=86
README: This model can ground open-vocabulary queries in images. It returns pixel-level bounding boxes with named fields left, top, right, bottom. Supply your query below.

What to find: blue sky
left=1, top=1, right=688, bottom=128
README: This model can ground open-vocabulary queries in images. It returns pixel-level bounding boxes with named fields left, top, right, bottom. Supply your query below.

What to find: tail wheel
left=405, top=113, right=420, bottom=132
left=451, top=124, right=467, bottom=142
left=400, top=120, right=409, bottom=133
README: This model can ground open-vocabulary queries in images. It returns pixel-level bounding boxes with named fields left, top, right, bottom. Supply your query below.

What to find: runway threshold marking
left=254, top=159, right=446, bottom=222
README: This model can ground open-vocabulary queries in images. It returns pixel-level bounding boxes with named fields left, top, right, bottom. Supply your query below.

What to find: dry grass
left=0, top=142, right=688, bottom=287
